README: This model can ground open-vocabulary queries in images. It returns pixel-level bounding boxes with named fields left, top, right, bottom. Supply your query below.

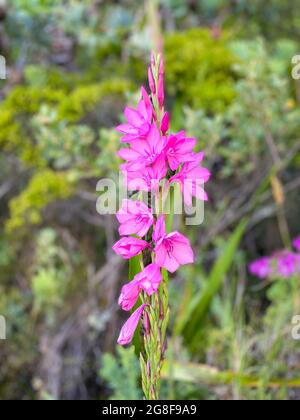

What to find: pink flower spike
left=148, top=67, right=156, bottom=95
left=117, top=304, right=147, bottom=346
left=170, top=152, right=211, bottom=206
left=118, top=278, right=141, bottom=311
left=293, top=236, right=300, bottom=252
left=135, top=263, right=162, bottom=296
left=112, top=237, right=149, bottom=260
left=165, top=132, right=196, bottom=171
left=153, top=216, right=194, bottom=273
left=160, top=112, right=170, bottom=135
left=249, top=257, right=271, bottom=279
left=117, top=199, right=154, bottom=238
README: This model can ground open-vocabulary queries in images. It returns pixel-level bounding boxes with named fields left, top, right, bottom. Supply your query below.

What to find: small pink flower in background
left=118, top=124, right=165, bottom=171
left=117, top=199, right=154, bottom=238
left=249, top=247, right=300, bottom=280
left=112, top=237, right=149, bottom=259
left=165, top=132, right=196, bottom=171
left=118, top=278, right=141, bottom=311
left=135, top=263, right=162, bottom=295
left=249, top=257, right=271, bottom=279
left=170, top=152, right=211, bottom=206
left=116, top=88, right=153, bottom=143
left=293, top=236, right=300, bottom=252
left=160, top=112, right=169, bottom=135
left=122, top=155, right=167, bottom=192
left=276, top=252, right=298, bottom=278
left=153, top=216, right=194, bottom=273
left=117, top=304, right=147, bottom=346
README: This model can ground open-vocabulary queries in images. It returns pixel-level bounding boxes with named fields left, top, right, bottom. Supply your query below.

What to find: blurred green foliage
left=6, top=170, right=73, bottom=234
left=165, top=28, right=236, bottom=113
left=100, top=347, right=143, bottom=400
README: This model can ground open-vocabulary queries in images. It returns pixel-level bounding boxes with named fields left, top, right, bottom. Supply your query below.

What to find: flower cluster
left=249, top=236, right=300, bottom=280
left=113, top=53, right=210, bottom=347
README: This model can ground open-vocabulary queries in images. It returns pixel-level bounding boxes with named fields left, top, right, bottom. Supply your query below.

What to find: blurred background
left=0, top=0, right=300, bottom=400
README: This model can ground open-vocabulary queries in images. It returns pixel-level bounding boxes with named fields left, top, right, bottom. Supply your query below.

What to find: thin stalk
left=139, top=52, right=170, bottom=400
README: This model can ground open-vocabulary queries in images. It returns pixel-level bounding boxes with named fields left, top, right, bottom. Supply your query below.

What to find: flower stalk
left=113, top=52, right=210, bottom=400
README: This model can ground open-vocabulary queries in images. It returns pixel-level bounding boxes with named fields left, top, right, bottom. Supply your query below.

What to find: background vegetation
left=0, top=0, right=299, bottom=400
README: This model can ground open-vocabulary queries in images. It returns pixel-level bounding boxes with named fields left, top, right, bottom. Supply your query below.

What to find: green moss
left=0, top=86, right=64, bottom=163
left=165, top=28, right=237, bottom=113
left=0, top=77, right=131, bottom=166
left=5, top=170, right=73, bottom=234
left=24, top=65, right=80, bottom=91
left=57, top=79, right=133, bottom=122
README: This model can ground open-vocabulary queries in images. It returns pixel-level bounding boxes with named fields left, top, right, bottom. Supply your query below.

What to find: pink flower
left=153, top=216, right=194, bottom=273
left=116, top=88, right=153, bottom=143
left=122, top=154, right=167, bottom=192
left=118, top=278, right=141, bottom=311
left=112, top=237, right=149, bottom=259
left=276, top=252, right=298, bottom=278
left=170, top=152, right=211, bottom=206
left=160, top=112, right=170, bottom=135
left=293, top=236, right=300, bottom=252
left=117, top=304, right=147, bottom=346
left=118, top=124, right=166, bottom=171
left=117, top=199, right=154, bottom=238
left=118, top=264, right=162, bottom=311
left=249, top=257, right=271, bottom=279
left=165, top=131, right=196, bottom=171
left=135, top=263, right=162, bottom=295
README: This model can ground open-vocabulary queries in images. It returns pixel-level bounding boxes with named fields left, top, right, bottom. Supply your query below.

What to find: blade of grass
left=183, top=219, right=247, bottom=346
left=161, top=361, right=300, bottom=389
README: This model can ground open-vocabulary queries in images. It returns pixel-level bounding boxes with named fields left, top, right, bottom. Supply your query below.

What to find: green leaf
left=183, top=220, right=247, bottom=347
left=129, top=255, right=141, bottom=281
left=129, top=256, right=142, bottom=353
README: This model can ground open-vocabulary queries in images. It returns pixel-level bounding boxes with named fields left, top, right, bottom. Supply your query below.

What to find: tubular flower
left=121, top=155, right=167, bottom=192
left=160, top=112, right=170, bottom=135
left=117, top=304, right=147, bottom=346
left=112, top=237, right=149, bottom=259
left=116, top=88, right=153, bottom=143
left=164, top=131, right=196, bottom=171
left=170, top=152, right=211, bottom=206
left=117, top=199, right=154, bottom=238
left=153, top=216, right=194, bottom=273
left=118, top=278, right=141, bottom=311
left=118, top=264, right=162, bottom=311
left=118, top=124, right=166, bottom=171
